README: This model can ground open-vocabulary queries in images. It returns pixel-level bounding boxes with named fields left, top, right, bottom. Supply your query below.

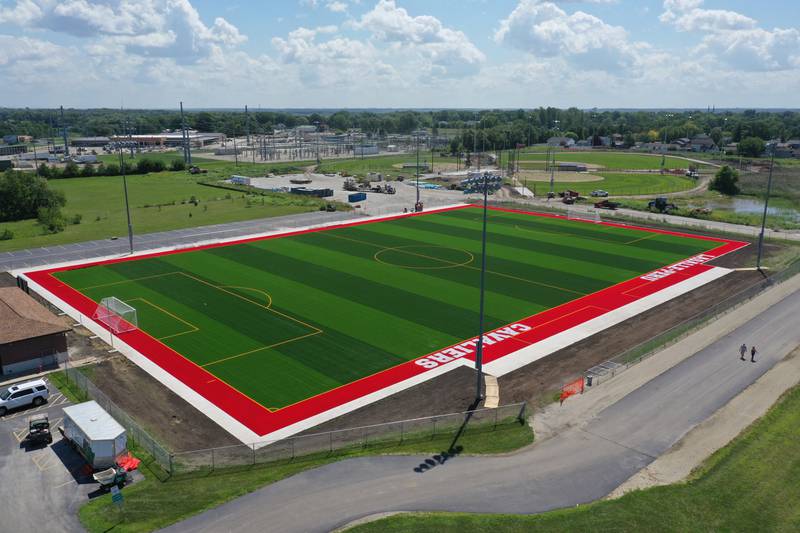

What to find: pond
left=704, top=197, right=800, bottom=221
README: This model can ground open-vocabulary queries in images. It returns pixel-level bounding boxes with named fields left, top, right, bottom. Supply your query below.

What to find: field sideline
left=23, top=205, right=747, bottom=442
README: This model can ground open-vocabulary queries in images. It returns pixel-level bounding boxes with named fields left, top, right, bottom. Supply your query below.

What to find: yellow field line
left=325, top=232, right=587, bottom=297
left=220, top=286, right=273, bottom=308
left=78, top=271, right=181, bottom=291
left=125, top=297, right=200, bottom=340
left=177, top=272, right=323, bottom=334
left=624, top=233, right=659, bottom=245
left=201, top=330, right=323, bottom=368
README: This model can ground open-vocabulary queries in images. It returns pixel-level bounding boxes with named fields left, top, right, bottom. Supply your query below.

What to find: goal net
left=567, top=208, right=601, bottom=223
left=92, top=297, right=138, bottom=334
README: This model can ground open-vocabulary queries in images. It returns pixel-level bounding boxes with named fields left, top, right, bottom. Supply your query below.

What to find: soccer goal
left=92, top=297, right=138, bottom=334
left=567, top=208, right=601, bottom=223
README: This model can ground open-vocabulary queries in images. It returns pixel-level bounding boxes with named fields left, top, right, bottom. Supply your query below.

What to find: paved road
left=0, top=210, right=360, bottom=272
left=165, top=289, right=800, bottom=533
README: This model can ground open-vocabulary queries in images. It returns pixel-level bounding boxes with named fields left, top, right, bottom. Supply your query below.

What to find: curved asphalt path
left=164, top=289, right=800, bottom=533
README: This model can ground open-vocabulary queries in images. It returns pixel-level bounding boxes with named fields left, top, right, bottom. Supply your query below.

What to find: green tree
left=709, top=165, right=740, bottom=195
left=37, top=205, right=66, bottom=233
left=61, top=161, right=80, bottom=178
left=0, top=171, right=66, bottom=222
left=738, top=136, right=766, bottom=158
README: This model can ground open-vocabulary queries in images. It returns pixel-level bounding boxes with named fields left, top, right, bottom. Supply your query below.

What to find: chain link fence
left=584, top=258, right=800, bottom=386
left=62, top=365, right=173, bottom=473
left=169, top=402, right=528, bottom=476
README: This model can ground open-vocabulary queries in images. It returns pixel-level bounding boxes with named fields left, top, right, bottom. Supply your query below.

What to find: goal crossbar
left=567, top=208, right=601, bottom=223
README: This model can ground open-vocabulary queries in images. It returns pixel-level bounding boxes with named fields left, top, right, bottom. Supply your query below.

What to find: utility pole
left=180, top=101, right=192, bottom=165
left=245, top=105, right=250, bottom=146
left=60, top=106, right=69, bottom=158
left=415, top=132, right=420, bottom=206
left=756, top=148, right=776, bottom=271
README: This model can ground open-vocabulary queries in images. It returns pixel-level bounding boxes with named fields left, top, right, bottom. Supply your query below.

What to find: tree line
left=2, top=108, right=799, bottom=148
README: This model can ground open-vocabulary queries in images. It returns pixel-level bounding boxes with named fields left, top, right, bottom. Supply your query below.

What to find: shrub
left=709, top=165, right=740, bottom=196
left=170, top=159, right=186, bottom=171
left=71, top=213, right=83, bottom=225
left=0, top=229, right=13, bottom=241
left=37, top=206, right=66, bottom=233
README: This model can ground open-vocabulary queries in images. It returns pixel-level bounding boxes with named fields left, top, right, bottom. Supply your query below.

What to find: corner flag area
left=22, top=205, right=748, bottom=443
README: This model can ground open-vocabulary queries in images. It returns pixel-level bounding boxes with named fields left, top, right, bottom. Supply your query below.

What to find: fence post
left=252, top=443, right=256, bottom=465
left=169, top=454, right=173, bottom=475
left=400, top=421, right=404, bottom=443
left=291, top=438, right=295, bottom=460
left=211, top=448, right=215, bottom=470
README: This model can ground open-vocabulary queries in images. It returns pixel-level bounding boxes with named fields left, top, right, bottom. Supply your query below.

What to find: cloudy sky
left=0, top=0, right=798, bottom=109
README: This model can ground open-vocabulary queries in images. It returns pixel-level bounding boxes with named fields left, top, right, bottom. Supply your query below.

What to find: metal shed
left=62, top=401, right=127, bottom=469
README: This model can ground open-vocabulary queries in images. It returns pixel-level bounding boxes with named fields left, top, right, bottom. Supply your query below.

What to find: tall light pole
left=461, top=172, right=502, bottom=401
left=118, top=144, right=134, bottom=254
left=415, top=131, right=421, bottom=206
left=756, top=147, right=776, bottom=271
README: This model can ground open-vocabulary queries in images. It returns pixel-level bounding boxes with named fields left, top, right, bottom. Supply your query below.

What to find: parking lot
left=0, top=380, right=98, bottom=532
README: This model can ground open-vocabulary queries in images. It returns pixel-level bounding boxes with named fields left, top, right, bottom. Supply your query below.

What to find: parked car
left=590, top=190, right=609, bottom=197
left=0, top=379, right=50, bottom=416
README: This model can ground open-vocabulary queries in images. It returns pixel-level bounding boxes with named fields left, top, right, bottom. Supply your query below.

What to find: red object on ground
left=23, top=205, right=749, bottom=438
left=560, top=377, right=586, bottom=404
left=117, top=453, right=141, bottom=471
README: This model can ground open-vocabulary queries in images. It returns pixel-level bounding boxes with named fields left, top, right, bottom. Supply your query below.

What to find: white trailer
left=62, top=401, right=127, bottom=470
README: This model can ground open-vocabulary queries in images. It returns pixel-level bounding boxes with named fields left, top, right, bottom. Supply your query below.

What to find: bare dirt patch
left=89, top=356, right=240, bottom=451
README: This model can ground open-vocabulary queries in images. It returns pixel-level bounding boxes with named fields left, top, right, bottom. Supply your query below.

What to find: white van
left=0, top=379, right=50, bottom=416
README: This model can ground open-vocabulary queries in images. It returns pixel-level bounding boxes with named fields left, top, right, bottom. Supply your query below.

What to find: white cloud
left=695, top=27, right=800, bottom=72
left=271, top=26, right=397, bottom=87
left=0, top=0, right=246, bottom=63
left=660, top=0, right=756, bottom=32
left=326, top=1, right=347, bottom=13
left=495, top=0, right=646, bottom=73
left=354, top=0, right=485, bottom=77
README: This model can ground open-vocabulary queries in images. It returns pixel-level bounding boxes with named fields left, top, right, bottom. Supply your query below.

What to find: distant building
left=108, top=131, right=225, bottom=148
left=0, top=144, right=27, bottom=156
left=557, top=162, right=587, bottom=172
left=71, top=137, right=110, bottom=147
left=354, top=143, right=379, bottom=156
left=690, top=134, right=716, bottom=152
left=547, top=136, right=575, bottom=147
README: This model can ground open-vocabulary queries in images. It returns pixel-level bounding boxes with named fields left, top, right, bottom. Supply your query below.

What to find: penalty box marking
left=80, top=270, right=323, bottom=367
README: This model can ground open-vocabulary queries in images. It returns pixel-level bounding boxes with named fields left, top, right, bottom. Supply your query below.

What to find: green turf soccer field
left=53, top=207, right=716, bottom=411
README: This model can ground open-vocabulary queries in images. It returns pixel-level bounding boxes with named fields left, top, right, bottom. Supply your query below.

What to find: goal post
left=92, top=297, right=138, bottom=334
left=567, top=207, right=601, bottom=223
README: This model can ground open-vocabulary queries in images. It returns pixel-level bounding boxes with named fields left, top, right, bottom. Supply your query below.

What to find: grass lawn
left=0, top=159, right=323, bottom=253
left=317, top=154, right=460, bottom=179
left=348, top=382, right=800, bottom=532
left=54, top=207, right=716, bottom=411
left=78, top=418, right=534, bottom=533
left=520, top=172, right=696, bottom=196
left=96, top=151, right=216, bottom=166
left=518, top=151, right=707, bottom=170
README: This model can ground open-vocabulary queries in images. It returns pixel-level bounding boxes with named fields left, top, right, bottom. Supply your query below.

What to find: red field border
left=22, top=205, right=748, bottom=439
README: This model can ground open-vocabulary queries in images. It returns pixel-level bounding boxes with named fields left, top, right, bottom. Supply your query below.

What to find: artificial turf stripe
left=386, top=215, right=702, bottom=273
left=271, top=234, right=538, bottom=321
left=356, top=219, right=642, bottom=284
left=350, top=223, right=616, bottom=294
left=314, top=226, right=586, bottom=308
left=433, top=209, right=710, bottom=262
left=207, top=242, right=497, bottom=340
left=160, top=250, right=452, bottom=361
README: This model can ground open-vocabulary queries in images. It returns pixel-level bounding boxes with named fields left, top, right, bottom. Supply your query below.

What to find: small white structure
left=62, top=401, right=127, bottom=469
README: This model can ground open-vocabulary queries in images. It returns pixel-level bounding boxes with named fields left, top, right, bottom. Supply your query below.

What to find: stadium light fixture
left=461, top=172, right=503, bottom=401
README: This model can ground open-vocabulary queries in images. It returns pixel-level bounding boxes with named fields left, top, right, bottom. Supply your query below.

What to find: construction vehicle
left=25, top=414, right=52, bottom=446
left=343, top=178, right=358, bottom=191
left=648, top=197, right=677, bottom=213
left=594, top=199, right=620, bottom=210
left=559, top=189, right=580, bottom=199
left=188, top=166, right=207, bottom=174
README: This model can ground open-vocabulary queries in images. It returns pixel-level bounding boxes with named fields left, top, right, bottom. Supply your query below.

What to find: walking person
left=751, top=345, right=758, bottom=363
left=739, top=343, right=747, bottom=361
